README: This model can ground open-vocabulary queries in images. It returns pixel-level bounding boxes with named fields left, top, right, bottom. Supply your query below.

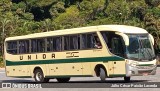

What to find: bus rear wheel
left=100, top=68, right=106, bottom=82
left=34, top=69, right=49, bottom=83
left=124, top=77, right=130, bottom=82
left=56, top=78, right=70, bottom=83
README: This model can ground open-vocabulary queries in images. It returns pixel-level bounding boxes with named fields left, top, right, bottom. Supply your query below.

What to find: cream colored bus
left=4, top=25, right=157, bottom=83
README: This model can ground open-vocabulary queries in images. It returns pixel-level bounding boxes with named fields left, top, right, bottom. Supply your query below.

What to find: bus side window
left=31, top=39, right=37, bottom=52
left=93, top=35, right=102, bottom=49
left=47, top=38, right=53, bottom=52
left=63, top=35, right=80, bottom=51
left=111, top=37, right=124, bottom=57
left=101, top=31, right=124, bottom=57
left=70, top=35, right=79, bottom=50
left=47, top=37, right=62, bottom=52
left=81, top=33, right=97, bottom=49
left=86, top=34, right=95, bottom=48
left=7, top=41, right=17, bottom=54
left=19, top=40, right=29, bottom=54
left=81, top=34, right=87, bottom=49
left=37, top=39, right=45, bottom=52
left=64, top=36, right=70, bottom=50
left=78, top=35, right=80, bottom=49
left=101, top=32, right=111, bottom=50
left=54, top=37, right=62, bottom=51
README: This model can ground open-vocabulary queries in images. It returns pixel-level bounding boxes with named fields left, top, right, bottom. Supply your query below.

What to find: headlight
left=130, top=63, right=137, bottom=67
left=126, top=59, right=138, bottom=67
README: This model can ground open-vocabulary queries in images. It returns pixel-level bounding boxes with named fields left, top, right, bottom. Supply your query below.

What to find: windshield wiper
left=138, top=39, right=147, bottom=60
left=145, top=48, right=153, bottom=61
left=139, top=39, right=152, bottom=61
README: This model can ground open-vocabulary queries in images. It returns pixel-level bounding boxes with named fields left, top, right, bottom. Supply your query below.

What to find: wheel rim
left=100, top=68, right=106, bottom=81
left=36, top=72, right=42, bottom=81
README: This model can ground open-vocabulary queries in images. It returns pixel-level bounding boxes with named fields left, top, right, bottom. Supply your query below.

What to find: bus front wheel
left=56, top=78, right=70, bottom=83
left=124, top=77, right=130, bottom=82
left=34, top=69, right=49, bottom=83
left=100, top=68, right=106, bottom=82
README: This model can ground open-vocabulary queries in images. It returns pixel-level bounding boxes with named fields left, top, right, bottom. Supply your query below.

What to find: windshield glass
left=126, top=34, right=155, bottom=61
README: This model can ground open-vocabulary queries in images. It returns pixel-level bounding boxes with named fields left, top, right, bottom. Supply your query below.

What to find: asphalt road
left=0, top=67, right=160, bottom=91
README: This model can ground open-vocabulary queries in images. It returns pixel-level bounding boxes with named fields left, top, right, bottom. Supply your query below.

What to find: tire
left=100, top=68, right=106, bottom=82
left=34, top=69, right=45, bottom=83
left=124, top=77, right=130, bottom=83
left=56, top=78, right=70, bottom=83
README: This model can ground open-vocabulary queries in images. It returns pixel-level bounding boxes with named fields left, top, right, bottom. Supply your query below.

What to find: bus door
left=111, top=37, right=126, bottom=75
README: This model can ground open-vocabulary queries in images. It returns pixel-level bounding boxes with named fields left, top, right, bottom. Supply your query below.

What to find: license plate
left=143, top=73, right=148, bottom=76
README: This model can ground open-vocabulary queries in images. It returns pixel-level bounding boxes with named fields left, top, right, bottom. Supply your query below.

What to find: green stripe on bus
left=6, top=56, right=124, bottom=66
left=109, top=74, right=126, bottom=77
left=137, top=64, right=153, bottom=66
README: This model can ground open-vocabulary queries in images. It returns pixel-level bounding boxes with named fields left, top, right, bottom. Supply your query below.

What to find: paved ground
left=0, top=67, right=160, bottom=91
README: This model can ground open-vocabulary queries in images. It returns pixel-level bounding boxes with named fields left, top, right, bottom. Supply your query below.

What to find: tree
left=41, top=19, right=55, bottom=32
left=145, top=0, right=160, bottom=7
left=54, top=5, right=84, bottom=29
left=0, top=18, right=10, bottom=57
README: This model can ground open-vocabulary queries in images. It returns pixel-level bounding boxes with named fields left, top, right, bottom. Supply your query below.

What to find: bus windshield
left=126, top=34, right=155, bottom=61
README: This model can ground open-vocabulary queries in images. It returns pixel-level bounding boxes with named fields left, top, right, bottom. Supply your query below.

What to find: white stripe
left=0, top=72, right=5, bottom=73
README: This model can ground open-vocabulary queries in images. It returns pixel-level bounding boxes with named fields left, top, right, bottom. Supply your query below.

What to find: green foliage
left=79, top=0, right=106, bottom=20
left=50, top=1, right=66, bottom=18
left=146, top=7, right=160, bottom=17
left=145, top=0, right=160, bottom=7
left=26, top=0, right=57, bottom=7
left=54, top=5, right=83, bottom=29
left=0, top=0, right=160, bottom=56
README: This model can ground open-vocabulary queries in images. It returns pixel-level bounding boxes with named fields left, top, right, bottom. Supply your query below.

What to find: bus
left=4, top=25, right=157, bottom=83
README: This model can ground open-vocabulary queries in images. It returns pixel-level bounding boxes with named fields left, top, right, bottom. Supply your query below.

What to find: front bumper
left=126, top=64, right=157, bottom=77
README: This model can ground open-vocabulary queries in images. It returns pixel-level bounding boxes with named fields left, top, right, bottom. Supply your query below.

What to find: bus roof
left=5, top=25, right=148, bottom=41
